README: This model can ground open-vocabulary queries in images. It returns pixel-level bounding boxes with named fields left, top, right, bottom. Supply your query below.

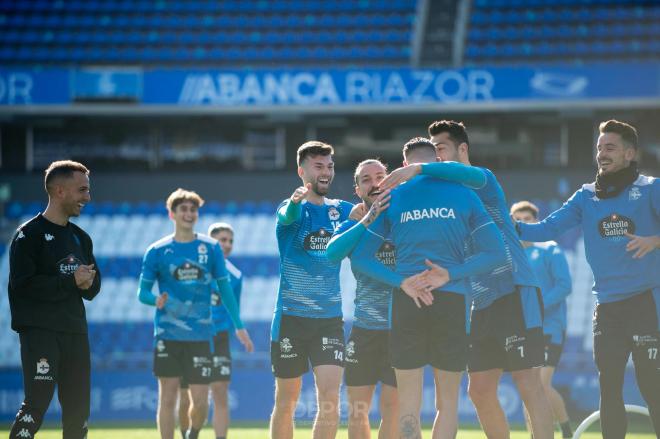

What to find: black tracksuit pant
left=10, top=328, right=90, bottom=439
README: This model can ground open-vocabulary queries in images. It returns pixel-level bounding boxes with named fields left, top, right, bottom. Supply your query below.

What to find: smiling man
left=8, top=160, right=101, bottom=439
left=137, top=189, right=252, bottom=439
left=516, top=120, right=660, bottom=439
left=270, top=141, right=353, bottom=439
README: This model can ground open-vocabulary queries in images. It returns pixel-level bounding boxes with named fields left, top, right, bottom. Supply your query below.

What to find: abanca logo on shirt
left=400, top=207, right=456, bottom=223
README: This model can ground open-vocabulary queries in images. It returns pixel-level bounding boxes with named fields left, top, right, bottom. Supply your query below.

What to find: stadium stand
left=0, top=0, right=417, bottom=65
left=464, top=0, right=660, bottom=64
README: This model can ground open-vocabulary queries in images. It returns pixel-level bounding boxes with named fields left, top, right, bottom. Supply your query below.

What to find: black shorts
left=270, top=315, right=345, bottom=379
left=153, top=339, right=213, bottom=385
left=180, top=332, right=232, bottom=388
left=544, top=333, right=565, bottom=368
left=390, top=289, right=468, bottom=371
left=345, top=326, right=396, bottom=387
left=593, top=289, right=660, bottom=374
left=469, top=286, right=545, bottom=373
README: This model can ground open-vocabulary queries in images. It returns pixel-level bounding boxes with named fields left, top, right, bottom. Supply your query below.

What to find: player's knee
left=316, top=385, right=340, bottom=404
left=468, top=379, right=497, bottom=405
left=512, top=370, right=543, bottom=397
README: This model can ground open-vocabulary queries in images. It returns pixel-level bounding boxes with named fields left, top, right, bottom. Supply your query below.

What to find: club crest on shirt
left=598, top=213, right=635, bottom=239
left=198, top=243, right=208, bottom=254
left=328, top=206, right=340, bottom=221
left=628, top=187, right=641, bottom=201
left=57, top=254, right=82, bottom=275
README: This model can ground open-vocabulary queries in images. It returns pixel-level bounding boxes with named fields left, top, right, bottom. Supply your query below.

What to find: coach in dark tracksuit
left=8, top=160, right=100, bottom=439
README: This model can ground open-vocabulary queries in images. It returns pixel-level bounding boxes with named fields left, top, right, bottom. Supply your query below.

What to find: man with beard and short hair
left=379, top=122, right=554, bottom=439
left=325, top=159, right=399, bottom=438
left=8, top=160, right=101, bottom=439
left=328, top=139, right=507, bottom=439
left=270, top=141, right=353, bottom=439
left=516, top=120, right=659, bottom=439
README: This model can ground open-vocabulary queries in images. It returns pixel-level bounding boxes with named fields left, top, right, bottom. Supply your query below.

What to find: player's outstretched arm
left=379, top=162, right=487, bottom=191
left=277, top=183, right=311, bottom=225
left=517, top=190, right=583, bottom=242
left=542, top=245, right=572, bottom=308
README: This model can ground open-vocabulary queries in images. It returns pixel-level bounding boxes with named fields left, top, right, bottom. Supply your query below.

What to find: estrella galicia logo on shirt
left=376, top=241, right=396, bottom=267
left=304, top=228, right=332, bottom=254
left=598, top=213, right=635, bottom=239
left=57, top=254, right=82, bottom=275
left=173, top=261, right=204, bottom=281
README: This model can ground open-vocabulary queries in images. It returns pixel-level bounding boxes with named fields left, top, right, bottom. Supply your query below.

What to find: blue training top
left=211, top=259, right=242, bottom=334
left=363, top=175, right=506, bottom=296
left=525, top=242, right=572, bottom=344
left=272, top=197, right=353, bottom=341
left=519, top=175, right=659, bottom=304
left=140, top=234, right=227, bottom=341
left=419, top=162, right=539, bottom=310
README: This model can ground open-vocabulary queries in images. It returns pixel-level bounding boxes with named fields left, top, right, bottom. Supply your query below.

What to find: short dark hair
left=297, top=141, right=334, bottom=166
left=44, top=160, right=89, bottom=194
left=403, top=137, right=436, bottom=159
left=354, top=159, right=387, bottom=185
left=510, top=201, right=539, bottom=219
left=428, top=120, right=470, bottom=147
left=166, top=188, right=204, bottom=212
left=208, top=222, right=234, bottom=236
left=599, top=119, right=638, bottom=149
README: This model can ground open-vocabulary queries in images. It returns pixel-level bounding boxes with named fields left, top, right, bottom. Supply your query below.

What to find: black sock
left=217, top=436, right=226, bottom=439
left=186, top=428, right=200, bottom=439
left=560, top=421, right=573, bottom=438
left=181, top=429, right=187, bottom=439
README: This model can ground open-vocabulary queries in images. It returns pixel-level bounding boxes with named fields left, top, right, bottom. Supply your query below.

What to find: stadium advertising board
left=0, top=64, right=658, bottom=110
